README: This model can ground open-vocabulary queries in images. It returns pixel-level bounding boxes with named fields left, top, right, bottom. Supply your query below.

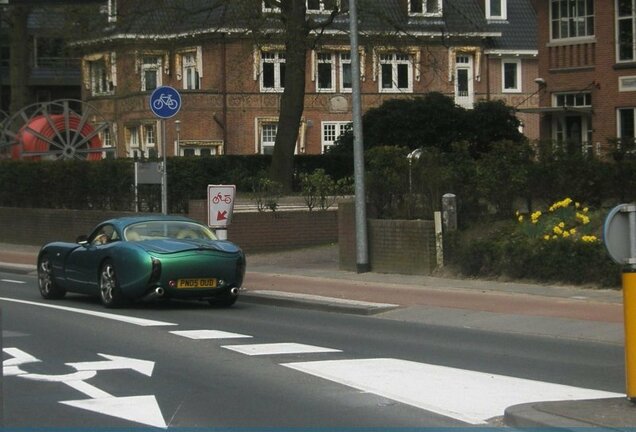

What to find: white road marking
left=170, top=329, right=253, bottom=340
left=1, top=279, right=26, bottom=284
left=223, top=342, right=341, bottom=356
left=4, top=347, right=166, bottom=428
left=67, top=353, right=155, bottom=377
left=282, top=358, right=623, bottom=425
left=61, top=395, right=167, bottom=428
left=65, top=379, right=113, bottom=399
left=0, top=297, right=177, bottom=327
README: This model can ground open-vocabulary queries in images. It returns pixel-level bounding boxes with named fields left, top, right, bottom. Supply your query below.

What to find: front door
left=455, top=55, right=474, bottom=109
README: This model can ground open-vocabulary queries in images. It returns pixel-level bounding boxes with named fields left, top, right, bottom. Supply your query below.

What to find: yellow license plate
left=176, top=278, right=217, bottom=289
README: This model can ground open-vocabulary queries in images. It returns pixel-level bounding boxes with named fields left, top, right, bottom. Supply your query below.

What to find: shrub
left=450, top=198, right=621, bottom=287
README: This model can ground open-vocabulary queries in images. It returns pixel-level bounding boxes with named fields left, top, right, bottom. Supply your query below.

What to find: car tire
left=99, top=260, right=126, bottom=308
left=37, top=255, right=66, bottom=299
left=208, top=293, right=238, bottom=308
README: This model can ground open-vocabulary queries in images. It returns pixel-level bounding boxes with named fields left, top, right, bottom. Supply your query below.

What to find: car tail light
left=149, top=257, right=162, bottom=285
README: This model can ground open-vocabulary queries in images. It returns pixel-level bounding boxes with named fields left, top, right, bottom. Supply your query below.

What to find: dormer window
left=486, top=0, right=507, bottom=20
left=409, top=0, right=442, bottom=16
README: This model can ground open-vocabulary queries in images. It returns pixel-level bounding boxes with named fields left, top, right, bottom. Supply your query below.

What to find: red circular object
left=12, top=114, right=103, bottom=160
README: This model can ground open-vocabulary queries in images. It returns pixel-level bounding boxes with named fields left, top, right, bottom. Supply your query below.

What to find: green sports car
left=37, top=215, right=246, bottom=308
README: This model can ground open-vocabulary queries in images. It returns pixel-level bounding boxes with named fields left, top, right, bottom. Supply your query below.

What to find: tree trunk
left=269, top=0, right=309, bottom=193
left=9, top=5, right=30, bottom=114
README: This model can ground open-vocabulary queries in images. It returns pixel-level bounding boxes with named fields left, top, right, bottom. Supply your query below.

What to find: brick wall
left=0, top=204, right=338, bottom=253
left=182, top=200, right=337, bottom=253
left=338, top=201, right=436, bottom=275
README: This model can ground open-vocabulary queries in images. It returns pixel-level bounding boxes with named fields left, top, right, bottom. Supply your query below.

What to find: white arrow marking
left=3, top=347, right=40, bottom=366
left=3, top=347, right=40, bottom=376
left=67, top=354, right=155, bottom=377
left=20, top=371, right=96, bottom=382
left=61, top=395, right=167, bottom=428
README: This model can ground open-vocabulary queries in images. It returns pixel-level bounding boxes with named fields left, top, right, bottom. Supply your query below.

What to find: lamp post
left=349, top=0, right=369, bottom=273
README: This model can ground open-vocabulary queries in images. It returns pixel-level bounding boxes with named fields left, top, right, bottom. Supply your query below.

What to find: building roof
left=81, top=0, right=535, bottom=52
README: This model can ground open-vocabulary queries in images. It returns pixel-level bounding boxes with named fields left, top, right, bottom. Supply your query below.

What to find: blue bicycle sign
left=149, top=86, right=181, bottom=119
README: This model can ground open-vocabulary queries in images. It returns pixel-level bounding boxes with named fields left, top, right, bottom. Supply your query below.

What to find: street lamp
left=407, top=148, right=423, bottom=194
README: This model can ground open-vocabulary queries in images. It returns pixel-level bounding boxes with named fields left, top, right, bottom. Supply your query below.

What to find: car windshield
left=124, top=221, right=217, bottom=241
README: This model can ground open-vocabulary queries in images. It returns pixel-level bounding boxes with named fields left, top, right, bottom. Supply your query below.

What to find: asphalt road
left=0, top=270, right=626, bottom=429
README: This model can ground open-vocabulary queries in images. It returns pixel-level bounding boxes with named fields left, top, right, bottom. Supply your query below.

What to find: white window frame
left=617, top=0, right=636, bottom=62
left=408, top=0, right=442, bottom=17
left=260, top=51, right=286, bottom=93
left=107, top=0, right=117, bottom=23
left=618, top=107, right=636, bottom=140
left=501, top=58, right=521, bottom=93
left=553, top=92, right=592, bottom=107
left=90, top=60, right=113, bottom=96
left=339, top=52, right=352, bottom=93
left=141, top=56, right=162, bottom=92
left=259, top=122, right=278, bottom=155
left=550, top=0, right=595, bottom=41
left=316, top=52, right=336, bottom=92
left=321, top=121, right=350, bottom=153
left=486, top=0, right=506, bottom=20
left=378, top=53, right=413, bottom=93
left=620, top=76, right=636, bottom=92
left=182, top=52, right=200, bottom=90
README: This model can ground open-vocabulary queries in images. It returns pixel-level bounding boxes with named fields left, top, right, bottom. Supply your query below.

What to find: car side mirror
left=76, top=235, right=88, bottom=244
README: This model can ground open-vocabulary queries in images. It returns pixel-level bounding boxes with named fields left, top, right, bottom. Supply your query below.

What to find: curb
left=0, top=262, right=37, bottom=274
left=504, top=398, right=635, bottom=430
left=240, top=289, right=399, bottom=315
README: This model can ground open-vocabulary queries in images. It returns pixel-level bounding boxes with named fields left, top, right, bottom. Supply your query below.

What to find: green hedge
left=0, top=155, right=354, bottom=213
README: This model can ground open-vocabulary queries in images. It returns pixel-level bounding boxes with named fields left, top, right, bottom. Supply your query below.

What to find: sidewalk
left=0, top=241, right=633, bottom=429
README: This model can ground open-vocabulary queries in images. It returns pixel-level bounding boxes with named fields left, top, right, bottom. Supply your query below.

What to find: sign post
left=604, top=203, right=636, bottom=400
left=207, top=185, right=236, bottom=240
left=149, top=86, right=181, bottom=215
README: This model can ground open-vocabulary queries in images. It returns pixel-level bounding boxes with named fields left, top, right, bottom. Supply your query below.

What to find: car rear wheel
left=208, top=293, right=238, bottom=308
left=38, top=255, right=66, bottom=299
left=99, top=260, right=125, bottom=308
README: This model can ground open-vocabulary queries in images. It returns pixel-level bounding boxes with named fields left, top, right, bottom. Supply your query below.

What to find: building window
left=619, top=108, right=636, bottom=140
left=550, top=0, right=594, bottom=40
left=408, top=0, right=442, bottom=15
left=379, top=53, right=413, bottom=93
left=317, top=52, right=336, bottom=92
left=182, top=53, right=200, bottom=90
left=340, top=52, right=352, bottom=92
left=261, top=51, right=286, bottom=92
left=321, top=121, right=350, bottom=153
left=486, top=0, right=506, bottom=20
left=554, top=92, right=592, bottom=107
left=618, top=0, right=636, bottom=61
left=141, top=56, right=161, bottom=91
left=259, top=123, right=278, bottom=155
left=107, top=0, right=117, bottom=23
left=126, top=123, right=157, bottom=158
left=90, top=60, right=113, bottom=96
left=502, top=59, right=521, bottom=92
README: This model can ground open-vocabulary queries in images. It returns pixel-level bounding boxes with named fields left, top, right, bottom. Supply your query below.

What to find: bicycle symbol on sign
left=152, top=93, right=179, bottom=110
left=212, top=193, right=232, bottom=204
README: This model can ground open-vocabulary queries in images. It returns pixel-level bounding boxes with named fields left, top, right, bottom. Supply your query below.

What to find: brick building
left=78, top=0, right=538, bottom=158
left=526, top=0, right=636, bottom=156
